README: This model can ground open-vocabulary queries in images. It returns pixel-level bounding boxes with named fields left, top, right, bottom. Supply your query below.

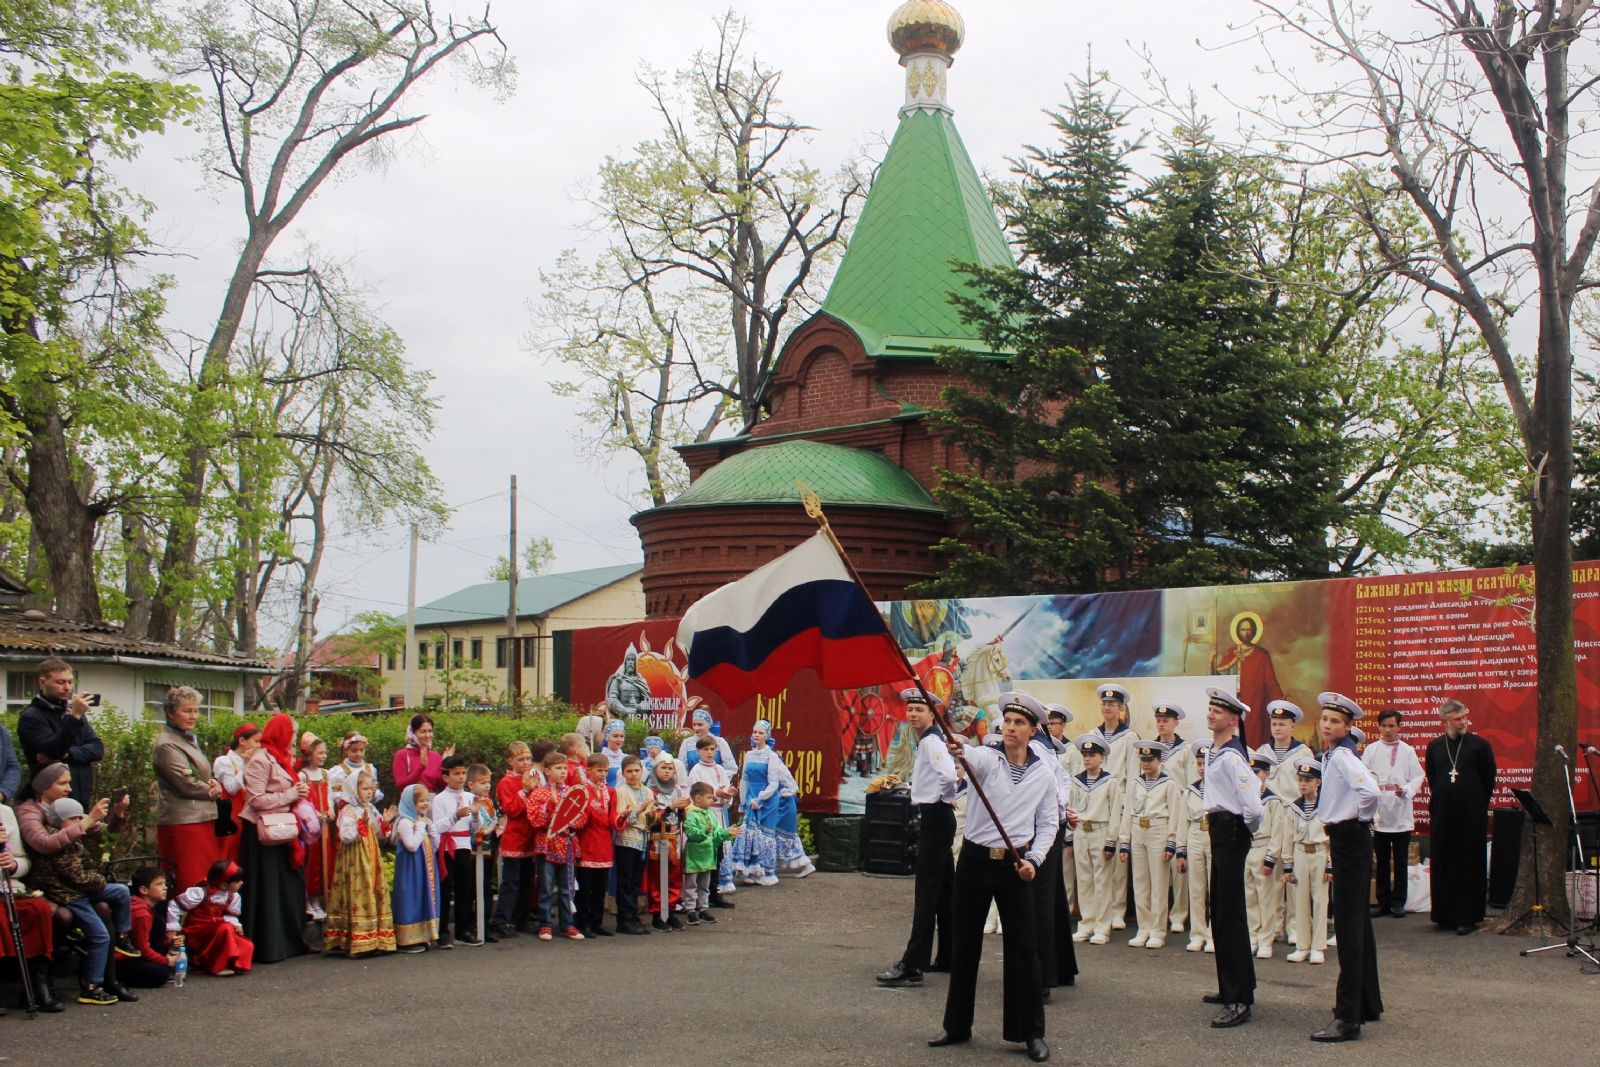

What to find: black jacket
left=17, top=693, right=103, bottom=803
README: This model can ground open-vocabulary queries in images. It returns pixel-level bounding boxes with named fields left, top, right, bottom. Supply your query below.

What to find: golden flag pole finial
left=797, top=480, right=825, bottom=523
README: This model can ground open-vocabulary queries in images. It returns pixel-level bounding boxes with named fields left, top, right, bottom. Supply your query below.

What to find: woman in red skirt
left=171, top=859, right=254, bottom=976
left=2, top=801, right=61, bottom=1012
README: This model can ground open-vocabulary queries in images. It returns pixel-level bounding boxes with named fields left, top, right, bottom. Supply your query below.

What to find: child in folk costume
left=169, top=860, right=255, bottom=976
left=213, top=723, right=260, bottom=864
left=297, top=733, right=334, bottom=922
left=1067, top=736, right=1123, bottom=944
left=575, top=753, right=620, bottom=938
left=490, top=741, right=537, bottom=938
left=460, top=763, right=501, bottom=944
left=601, top=720, right=629, bottom=787
left=431, top=755, right=475, bottom=948
left=327, top=731, right=383, bottom=810
left=392, top=784, right=440, bottom=953
left=730, top=719, right=807, bottom=885
left=686, top=732, right=739, bottom=898
left=1118, top=740, right=1183, bottom=950
left=527, top=750, right=587, bottom=941
left=1177, top=744, right=1214, bottom=953
left=683, top=781, right=739, bottom=924
left=325, top=770, right=397, bottom=957
left=1283, top=757, right=1332, bottom=964
left=642, top=734, right=667, bottom=777
left=769, top=735, right=815, bottom=879
left=645, top=754, right=689, bottom=929
left=613, top=755, right=656, bottom=935
left=1245, top=751, right=1290, bottom=959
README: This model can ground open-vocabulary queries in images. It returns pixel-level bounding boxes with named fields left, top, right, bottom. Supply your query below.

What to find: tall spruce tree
left=920, top=79, right=1346, bottom=596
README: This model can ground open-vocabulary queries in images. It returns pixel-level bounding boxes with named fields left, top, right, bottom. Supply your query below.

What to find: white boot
left=1145, top=937, right=1165, bottom=950
left=1255, top=942, right=1273, bottom=960
left=1186, top=935, right=1204, bottom=952
left=1308, top=949, right=1326, bottom=964
left=1286, top=948, right=1309, bottom=963
left=1128, top=932, right=1149, bottom=948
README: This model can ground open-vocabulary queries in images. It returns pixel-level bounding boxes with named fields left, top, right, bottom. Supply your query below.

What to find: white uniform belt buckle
left=1138, top=816, right=1151, bottom=829
left=1081, top=821, right=1097, bottom=833
left=1200, top=815, right=1210, bottom=830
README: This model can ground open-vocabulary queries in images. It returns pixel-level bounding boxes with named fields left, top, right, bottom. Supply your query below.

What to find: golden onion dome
left=887, top=0, right=965, bottom=58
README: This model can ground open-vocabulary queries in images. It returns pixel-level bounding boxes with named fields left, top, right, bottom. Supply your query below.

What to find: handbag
left=256, top=810, right=299, bottom=845
left=213, top=797, right=238, bottom=838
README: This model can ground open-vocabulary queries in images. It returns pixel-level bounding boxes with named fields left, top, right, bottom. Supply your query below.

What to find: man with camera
left=17, top=657, right=105, bottom=805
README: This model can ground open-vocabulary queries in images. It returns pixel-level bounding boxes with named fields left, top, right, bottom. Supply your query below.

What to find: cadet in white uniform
left=1245, top=751, right=1289, bottom=959
left=1282, top=756, right=1331, bottom=964
left=1151, top=702, right=1191, bottom=932
left=1176, top=743, right=1213, bottom=952
left=1311, top=692, right=1382, bottom=1043
left=1043, top=704, right=1081, bottom=914
left=1118, top=740, right=1182, bottom=949
left=1257, top=699, right=1308, bottom=946
left=1091, top=684, right=1137, bottom=928
left=1199, top=688, right=1261, bottom=1028
left=1066, top=735, right=1121, bottom=945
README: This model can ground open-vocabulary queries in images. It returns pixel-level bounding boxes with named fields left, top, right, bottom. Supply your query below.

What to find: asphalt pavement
left=1, top=873, right=1595, bottom=1066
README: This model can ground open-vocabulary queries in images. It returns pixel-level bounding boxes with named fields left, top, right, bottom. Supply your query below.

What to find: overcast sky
left=120, top=0, right=1327, bottom=644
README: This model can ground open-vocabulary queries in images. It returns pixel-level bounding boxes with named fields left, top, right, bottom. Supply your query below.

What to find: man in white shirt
left=1311, top=692, right=1382, bottom=1043
left=930, top=692, right=1059, bottom=1064
left=878, top=688, right=959, bottom=987
left=1361, top=708, right=1423, bottom=919
left=432, top=756, right=478, bottom=947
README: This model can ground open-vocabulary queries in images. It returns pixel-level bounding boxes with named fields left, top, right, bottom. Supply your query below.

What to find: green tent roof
left=412, top=563, right=641, bottom=627
left=648, top=440, right=939, bottom=514
left=820, top=108, right=1015, bottom=359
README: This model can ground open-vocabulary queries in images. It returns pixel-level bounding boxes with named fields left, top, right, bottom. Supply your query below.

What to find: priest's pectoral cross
left=1449, top=769, right=1458, bottom=784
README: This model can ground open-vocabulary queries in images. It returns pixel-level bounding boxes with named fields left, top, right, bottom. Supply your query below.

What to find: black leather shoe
left=1311, top=1019, right=1361, bottom=1042
left=1391, top=907, right=1406, bottom=918
left=927, top=961, right=951, bottom=973
left=1040, top=987, right=1052, bottom=1003
left=876, top=962, right=924, bottom=985
left=1211, top=1004, right=1251, bottom=1028
left=1456, top=924, right=1475, bottom=936
left=104, top=983, right=139, bottom=1003
left=1370, top=906, right=1388, bottom=918
left=1201, top=992, right=1225, bottom=1005
left=927, top=1032, right=970, bottom=1048
left=1026, top=1038, right=1050, bottom=1062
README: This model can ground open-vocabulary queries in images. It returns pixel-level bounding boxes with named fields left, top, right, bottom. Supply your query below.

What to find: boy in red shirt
left=574, top=753, right=620, bottom=937
left=123, top=867, right=177, bottom=987
left=490, top=742, right=535, bottom=939
left=526, top=751, right=588, bottom=941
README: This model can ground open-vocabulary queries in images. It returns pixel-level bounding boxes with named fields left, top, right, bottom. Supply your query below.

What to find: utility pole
left=405, top=523, right=418, bottom=709
left=506, top=475, right=519, bottom=711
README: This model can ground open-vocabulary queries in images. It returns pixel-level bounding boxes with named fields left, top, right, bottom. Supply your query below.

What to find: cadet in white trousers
left=1118, top=740, right=1182, bottom=949
left=1066, top=736, right=1121, bottom=944
left=1258, top=699, right=1309, bottom=945
left=1177, top=743, right=1213, bottom=952
left=1042, top=704, right=1080, bottom=914
left=1151, top=703, right=1192, bottom=932
left=1245, top=751, right=1289, bottom=959
left=1282, top=756, right=1331, bottom=964
left=1089, top=683, right=1136, bottom=929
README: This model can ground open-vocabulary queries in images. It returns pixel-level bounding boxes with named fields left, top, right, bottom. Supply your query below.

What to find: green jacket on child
left=683, top=805, right=732, bottom=873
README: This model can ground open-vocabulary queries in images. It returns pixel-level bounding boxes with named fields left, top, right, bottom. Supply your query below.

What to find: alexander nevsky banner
left=563, top=562, right=1600, bottom=817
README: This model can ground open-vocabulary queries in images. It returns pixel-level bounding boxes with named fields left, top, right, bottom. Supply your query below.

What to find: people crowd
left=0, top=659, right=815, bottom=1017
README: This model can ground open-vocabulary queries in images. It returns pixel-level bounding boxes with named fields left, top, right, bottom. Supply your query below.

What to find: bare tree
left=144, top=0, right=512, bottom=642
left=1245, top=0, right=1596, bottom=929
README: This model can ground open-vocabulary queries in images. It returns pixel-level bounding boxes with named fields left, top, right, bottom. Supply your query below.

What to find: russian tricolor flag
left=677, top=532, right=911, bottom=707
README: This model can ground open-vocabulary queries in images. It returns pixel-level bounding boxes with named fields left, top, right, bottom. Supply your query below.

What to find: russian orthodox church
left=633, top=1, right=1012, bottom=618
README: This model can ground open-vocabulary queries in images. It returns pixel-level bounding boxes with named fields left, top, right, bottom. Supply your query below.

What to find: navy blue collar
left=1097, top=722, right=1130, bottom=738
left=1216, top=735, right=1250, bottom=760
left=920, top=723, right=945, bottom=743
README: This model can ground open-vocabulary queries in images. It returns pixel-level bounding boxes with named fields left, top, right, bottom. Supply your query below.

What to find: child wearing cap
left=1245, top=752, right=1289, bottom=959
left=1151, top=703, right=1192, bottom=934
left=1067, top=737, right=1122, bottom=945
left=1090, top=684, right=1136, bottom=930
left=1177, top=744, right=1214, bottom=952
left=1118, top=740, right=1182, bottom=949
left=1282, top=758, right=1331, bottom=964
left=1259, top=701, right=1310, bottom=801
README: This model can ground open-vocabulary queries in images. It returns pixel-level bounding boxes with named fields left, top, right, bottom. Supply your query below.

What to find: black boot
left=102, top=954, right=139, bottom=1003
left=26, top=959, right=64, bottom=1013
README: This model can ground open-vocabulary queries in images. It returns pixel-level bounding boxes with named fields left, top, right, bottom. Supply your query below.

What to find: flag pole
left=799, top=483, right=1025, bottom=866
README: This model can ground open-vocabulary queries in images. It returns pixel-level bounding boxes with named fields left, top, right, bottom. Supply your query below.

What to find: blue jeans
left=537, top=858, right=574, bottom=931
left=66, top=881, right=131, bottom=985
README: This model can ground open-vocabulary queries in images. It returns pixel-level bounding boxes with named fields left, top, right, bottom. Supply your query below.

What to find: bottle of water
left=173, top=946, right=188, bottom=989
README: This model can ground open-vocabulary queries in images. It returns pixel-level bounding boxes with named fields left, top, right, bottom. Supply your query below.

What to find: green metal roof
left=412, top=563, right=641, bottom=628
left=820, top=108, right=1015, bottom=359
left=647, top=440, right=940, bottom=514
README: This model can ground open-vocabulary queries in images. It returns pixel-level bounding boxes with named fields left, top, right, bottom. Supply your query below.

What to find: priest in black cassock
left=1425, top=699, right=1497, bottom=934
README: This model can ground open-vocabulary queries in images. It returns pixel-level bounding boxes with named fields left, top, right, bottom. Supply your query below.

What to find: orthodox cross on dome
left=887, top=0, right=964, bottom=116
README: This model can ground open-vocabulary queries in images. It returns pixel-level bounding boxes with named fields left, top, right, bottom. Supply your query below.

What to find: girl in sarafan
left=325, top=770, right=397, bottom=958
left=169, top=860, right=255, bottom=976
left=392, top=784, right=440, bottom=953
left=298, top=733, right=334, bottom=922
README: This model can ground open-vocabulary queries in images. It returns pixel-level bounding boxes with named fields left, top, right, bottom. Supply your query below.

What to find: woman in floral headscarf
left=238, top=712, right=309, bottom=963
left=730, top=720, right=789, bottom=886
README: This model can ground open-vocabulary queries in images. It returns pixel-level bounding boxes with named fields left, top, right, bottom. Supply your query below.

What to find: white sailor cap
left=1152, top=701, right=1186, bottom=720
left=997, top=690, right=1045, bottom=726
left=898, top=686, right=945, bottom=711
left=1205, top=686, right=1250, bottom=718
left=1318, top=692, right=1362, bottom=720
left=1076, top=736, right=1109, bottom=757
left=1097, top=683, right=1131, bottom=704
left=1248, top=749, right=1278, bottom=772
left=1043, top=702, right=1073, bottom=724
left=1294, top=756, right=1322, bottom=778
left=1134, top=740, right=1167, bottom=759
left=1266, top=699, right=1304, bottom=723
left=1350, top=725, right=1366, bottom=746
left=1194, top=742, right=1212, bottom=760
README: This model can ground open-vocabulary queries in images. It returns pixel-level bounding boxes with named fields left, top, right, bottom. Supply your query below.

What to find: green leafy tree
left=486, top=536, right=556, bottom=581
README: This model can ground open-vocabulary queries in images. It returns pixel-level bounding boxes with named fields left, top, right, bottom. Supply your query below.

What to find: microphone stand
left=1523, top=749, right=1599, bottom=965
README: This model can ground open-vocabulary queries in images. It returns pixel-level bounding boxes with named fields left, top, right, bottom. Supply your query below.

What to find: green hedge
left=1, top=706, right=682, bottom=858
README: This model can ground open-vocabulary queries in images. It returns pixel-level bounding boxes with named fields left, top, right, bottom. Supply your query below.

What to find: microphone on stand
left=1555, top=743, right=1569, bottom=761
left=1583, top=744, right=1600, bottom=758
